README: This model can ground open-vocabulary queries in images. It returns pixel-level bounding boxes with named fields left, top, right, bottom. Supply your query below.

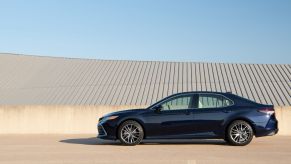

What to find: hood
left=101, top=108, right=147, bottom=118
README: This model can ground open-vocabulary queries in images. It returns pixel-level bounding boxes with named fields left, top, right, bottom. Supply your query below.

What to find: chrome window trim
left=151, top=92, right=235, bottom=110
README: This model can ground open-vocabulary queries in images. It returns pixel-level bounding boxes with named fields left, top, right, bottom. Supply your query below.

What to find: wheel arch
left=224, top=117, right=256, bottom=139
left=116, top=118, right=146, bottom=139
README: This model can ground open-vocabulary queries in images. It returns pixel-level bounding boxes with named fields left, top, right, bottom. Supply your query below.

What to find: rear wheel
left=227, top=120, right=253, bottom=146
left=118, top=120, right=144, bottom=146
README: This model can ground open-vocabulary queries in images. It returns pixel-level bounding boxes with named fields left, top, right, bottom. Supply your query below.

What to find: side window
left=160, top=95, right=192, bottom=111
left=198, top=94, right=233, bottom=109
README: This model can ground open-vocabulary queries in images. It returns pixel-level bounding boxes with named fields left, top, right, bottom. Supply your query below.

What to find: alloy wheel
left=230, top=123, right=251, bottom=143
left=118, top=120, right=144, bottom=145
left=227, top=120, right=253, bottom=146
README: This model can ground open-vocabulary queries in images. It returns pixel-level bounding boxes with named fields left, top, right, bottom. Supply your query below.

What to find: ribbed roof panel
left=0, top=53, right=290, bottom=106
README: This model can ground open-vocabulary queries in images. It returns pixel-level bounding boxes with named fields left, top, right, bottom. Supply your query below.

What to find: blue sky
left=0, top=0, right=290, bottom=64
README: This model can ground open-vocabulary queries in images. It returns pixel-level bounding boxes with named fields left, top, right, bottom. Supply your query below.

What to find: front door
left=144, top=94, right=196, bottom=138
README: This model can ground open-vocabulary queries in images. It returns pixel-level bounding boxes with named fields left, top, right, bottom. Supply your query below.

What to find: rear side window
left=198, top=94, right=233, bottom=109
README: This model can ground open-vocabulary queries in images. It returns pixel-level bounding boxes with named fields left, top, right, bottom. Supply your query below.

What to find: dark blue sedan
left=97, top=91, right=278, bottom=146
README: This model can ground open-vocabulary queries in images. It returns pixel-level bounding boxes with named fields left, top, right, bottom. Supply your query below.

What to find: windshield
left=147, top=94, right=177, bottom=109
left=147, top=93, right=195, bottom=109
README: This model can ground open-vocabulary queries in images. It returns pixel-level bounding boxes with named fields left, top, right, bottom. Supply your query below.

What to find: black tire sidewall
left=227, top=120, right=253, bottom=146
left=118, top=120, right=144, bottom=146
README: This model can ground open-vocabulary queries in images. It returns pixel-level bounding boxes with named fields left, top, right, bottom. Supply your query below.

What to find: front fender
left=115, top=117, right=146, bottom=138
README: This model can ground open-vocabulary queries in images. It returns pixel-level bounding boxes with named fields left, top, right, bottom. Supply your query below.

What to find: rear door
left=191, top=93, right=234, bottom=137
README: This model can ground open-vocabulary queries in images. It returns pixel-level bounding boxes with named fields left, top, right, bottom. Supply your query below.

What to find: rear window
left=230, top=94, right=261, bottom=106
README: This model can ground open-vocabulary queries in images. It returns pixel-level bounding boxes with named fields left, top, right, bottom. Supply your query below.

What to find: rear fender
left=222, top=117, right=256, bottom=138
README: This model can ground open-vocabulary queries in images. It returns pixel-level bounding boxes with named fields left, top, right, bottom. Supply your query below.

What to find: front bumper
left=97, top=121, right=118, bottom=140
left=97, top=124, right=107, bottom=137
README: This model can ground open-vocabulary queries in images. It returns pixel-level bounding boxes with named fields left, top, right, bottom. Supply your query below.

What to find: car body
left=97, top=91, right=278, bottom=146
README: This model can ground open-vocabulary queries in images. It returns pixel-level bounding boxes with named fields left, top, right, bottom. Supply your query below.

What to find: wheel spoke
left=125, top=126, right=130, bottom=132
left=132, top=127, right=138, bottom=133
left=120, top=123, right=142, bottom=144
left=230, top=122, right=251, bottom=144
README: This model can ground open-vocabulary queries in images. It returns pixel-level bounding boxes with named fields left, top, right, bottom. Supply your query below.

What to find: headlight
left=106, top=115, right=119, bottom=121
left=99, top=115, right=119, bottom=123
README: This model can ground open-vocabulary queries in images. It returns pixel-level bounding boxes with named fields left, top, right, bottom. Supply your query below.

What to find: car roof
left=172, top=91, right=231, bottom=96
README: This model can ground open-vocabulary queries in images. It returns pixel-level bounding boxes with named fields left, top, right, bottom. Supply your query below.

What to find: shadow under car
left=59, top=137, right=227, bottom=146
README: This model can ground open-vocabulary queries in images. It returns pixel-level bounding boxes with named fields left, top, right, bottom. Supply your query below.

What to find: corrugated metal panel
left=156, top=62, right=165, bottom=102
left=211, top=63, right=219, bottom=92
left=0, top=53, right=290, bottom=106
left=261, top=64, right=284, bottom=106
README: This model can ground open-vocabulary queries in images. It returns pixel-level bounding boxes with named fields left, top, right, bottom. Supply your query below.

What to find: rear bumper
left=257, top=128, right=278, bottom=137
left=268, top=129, right=279, bottom=136
left=255, top=116, right=278, bottom=137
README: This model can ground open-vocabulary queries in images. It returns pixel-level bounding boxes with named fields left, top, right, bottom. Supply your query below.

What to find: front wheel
left=118, top=120, right=144, bottom=146
left=227, top=120, right=254, bottom=146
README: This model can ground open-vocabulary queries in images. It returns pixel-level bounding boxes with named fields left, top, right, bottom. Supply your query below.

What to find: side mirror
left=153, top=105, right=162, bottom=113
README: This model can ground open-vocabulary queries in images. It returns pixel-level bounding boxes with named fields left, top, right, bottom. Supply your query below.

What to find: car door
left=191, top=93, right=234, bottom=137
left=143, top=94, right=196, bottom=139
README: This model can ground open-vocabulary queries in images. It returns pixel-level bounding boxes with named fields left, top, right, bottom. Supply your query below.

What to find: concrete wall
left=0, top=106, right=290, bottom=135
left=274, top=106, right=291, bottom=135
left=0, top=105, right=146, bottom=134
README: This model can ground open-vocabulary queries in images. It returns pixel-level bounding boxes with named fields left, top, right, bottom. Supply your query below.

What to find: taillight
left=258, top=108, right=275, bottom=115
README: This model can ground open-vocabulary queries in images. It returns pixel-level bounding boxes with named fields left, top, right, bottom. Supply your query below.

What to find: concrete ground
left=0, top=135, right=290, bottom=164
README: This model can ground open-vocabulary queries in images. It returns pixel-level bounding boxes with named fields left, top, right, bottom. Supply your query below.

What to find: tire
left=118, top=120, right=144, bottom=146
left=227, top=120, right=254, bottom=146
